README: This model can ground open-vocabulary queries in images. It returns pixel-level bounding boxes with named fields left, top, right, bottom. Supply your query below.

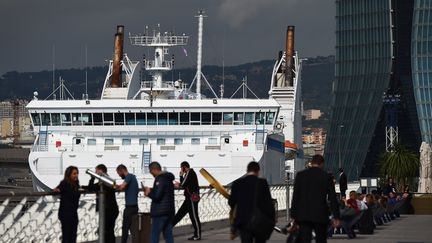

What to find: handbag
left=246, top=179, right=275, bottom=240
left=186, top=188, right=200, bottom=202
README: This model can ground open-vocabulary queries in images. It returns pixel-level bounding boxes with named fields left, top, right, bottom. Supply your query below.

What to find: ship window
left=105, top=139, right=114, bottom=145
left=82, top=113, right=93, bottom=125
left=190, top=112, right=200, bottom=125
left=61, top=113, right=71, bottom=126
left=245, top=112, right=254, bottom=125
left=265, top=112, right=275, bottom=125
left=147, top=113, right=157, bottom=125
left=115, top=113, right=125, bottom=125
left=157, top=138, right=166, bottom=145
left=168, top=112, right=179, bottom=125
left=31, top=113, right=41, bottom=126
left=180, top=112, right=189, bottom=125
left=208, top=138, right=218, bottom=144
left=139, top=138, right=148, bottom=145
left=158, top=113, right=168, bottom=125
left=88, top=138, right=96, bottom=145
left=126, top=113, right=135, bottom=125
left=136, top=113, right=146, bottom=125
left=51, top=113, right=61, bottom=126
left=234, top=112, right=244, bottom=125
left=212, top=112, right=222, bottom=125
left=255, top=112, right=265, bottom=125
left=93, top=113, right=103, bottom=126
left=41, top=113, right=51, bottom=126
left=103, top=113, right=114, bottom=126
left=174, top=138, right=183, bottom=145
left=223, top=112, right=233, bottom=125
left=201, top=112, right=211, bottom=125
left=191, top=138, right=200, bottom=145
left=122, top=138, right=131, bottom=145
left=72, top=113, right=82, bottom=126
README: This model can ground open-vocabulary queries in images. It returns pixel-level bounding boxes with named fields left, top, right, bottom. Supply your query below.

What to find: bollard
left=286, top=172, right=291, bottom=222
left=131, top=213, right=151, bottom=243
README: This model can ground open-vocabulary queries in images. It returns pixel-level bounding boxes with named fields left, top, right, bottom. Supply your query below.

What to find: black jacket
left=148, top=172, right=175, bottom=217
left=180, top=169, right=199, bottom=197
left=339, top=172, right=348, bottom=191
left=228, top=175, right=275, bottom=227
left=83, top=178, right=119, bottom=213
left=57, top=180, right=81, bottom=218
left=291, top=167, right=340, bottom=223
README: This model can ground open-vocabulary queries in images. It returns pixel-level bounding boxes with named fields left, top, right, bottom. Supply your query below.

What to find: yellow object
left=199, top=168, right=230, bottom=199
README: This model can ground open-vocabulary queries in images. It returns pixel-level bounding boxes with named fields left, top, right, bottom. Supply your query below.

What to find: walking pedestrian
left=53, top=166, right=81, bottom=243
left=116, top=164, right=139, bottom=243
left=83, top=164, right=119, bottom=243
left=228, top=161, right=275, bottom=243
left=144, top=161, right=175, bottom=243
left=291, top=155, right=341, bottom=243
left=172, top=161, right=202, bottom=240
left=339, top=168, right=347, bottom=198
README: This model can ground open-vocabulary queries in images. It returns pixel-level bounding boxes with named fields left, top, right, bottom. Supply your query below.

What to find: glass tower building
left=412, top=1, right=432, bottom=143
left=325, top=0, right=424, bottom=180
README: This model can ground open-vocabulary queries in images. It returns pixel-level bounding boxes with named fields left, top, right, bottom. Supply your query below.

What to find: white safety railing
left=0, top=185, right=289, bottom=243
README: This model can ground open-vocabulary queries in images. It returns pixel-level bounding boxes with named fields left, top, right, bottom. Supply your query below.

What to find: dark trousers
left=173, top=198, right=201, bottom=237
left=105, top=209, right=119, bottom=243
left=151, top=215, right=174, bottom=243
left=340, top=189, right=346, bottom=199
left=296, top=222, right=327, bottom=243
left=121, top=205, right=138, bottom=243
left=239, top=228, right=266, bottom=243
left=59, top=212, right=78, bottom=243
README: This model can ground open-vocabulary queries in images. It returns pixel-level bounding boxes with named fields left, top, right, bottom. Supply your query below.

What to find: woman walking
left=54, top=166, right=81, bottom=243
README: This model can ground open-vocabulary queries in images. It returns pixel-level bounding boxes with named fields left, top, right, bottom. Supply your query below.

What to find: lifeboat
left=285, top=140, right=298, bottom=160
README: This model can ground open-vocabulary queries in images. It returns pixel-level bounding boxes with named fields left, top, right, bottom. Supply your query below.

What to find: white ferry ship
left=26, top=12, right=303, bottom=191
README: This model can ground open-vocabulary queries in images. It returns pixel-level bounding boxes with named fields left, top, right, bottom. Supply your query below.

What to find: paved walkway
left=173, top=215, right=432, bottom=243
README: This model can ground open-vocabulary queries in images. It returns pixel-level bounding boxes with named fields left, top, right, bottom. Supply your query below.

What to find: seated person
left=339, top=191, right=362, bottom=238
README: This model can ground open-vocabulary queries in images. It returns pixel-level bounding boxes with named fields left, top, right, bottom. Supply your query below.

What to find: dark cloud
left=0, top=0, right=334, bottom=74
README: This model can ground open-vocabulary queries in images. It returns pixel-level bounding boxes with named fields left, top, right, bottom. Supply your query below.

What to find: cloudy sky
left=0, top=0, right=334, bottom=74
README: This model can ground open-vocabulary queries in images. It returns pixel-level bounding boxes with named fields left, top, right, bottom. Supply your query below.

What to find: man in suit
left=173, top=161, right=202, bottom=241
left=339, top=168, right=348, bottom=198
left=228, top=161, right=275, bottom=243
left=291, top=155, right=340, bottom=243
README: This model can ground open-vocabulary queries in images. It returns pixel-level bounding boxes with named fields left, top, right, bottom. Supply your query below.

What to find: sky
left=0, top=0, right=335, bottom=75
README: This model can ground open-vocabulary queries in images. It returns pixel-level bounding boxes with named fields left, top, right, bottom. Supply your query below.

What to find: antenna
left=85, top=44, right=88, bottom=99
left=221, top=29, right=226, bottom=99
left=52, top=45, right=56, bottom=100
left=195, top=10, right=207, bottom=99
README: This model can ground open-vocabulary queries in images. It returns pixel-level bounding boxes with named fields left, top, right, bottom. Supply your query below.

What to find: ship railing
left=0, top=185, right=289, bottom=242
left=140, top=81, right=175, bottom=89
left=30, top=142, right=265, bottom=153
left=129, top=35, right=189, bottom=46
left=144, top=60, right=172, bottom=70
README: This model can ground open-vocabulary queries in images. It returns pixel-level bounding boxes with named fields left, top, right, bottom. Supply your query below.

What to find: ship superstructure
left=26, top=13, right=302, bottom=191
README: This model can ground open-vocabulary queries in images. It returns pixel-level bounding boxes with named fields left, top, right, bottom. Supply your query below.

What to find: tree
left=380, top=143, right=419, bottom=192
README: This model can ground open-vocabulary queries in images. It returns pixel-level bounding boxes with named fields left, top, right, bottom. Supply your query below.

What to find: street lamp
left=338, top=124, right=344, bottom=169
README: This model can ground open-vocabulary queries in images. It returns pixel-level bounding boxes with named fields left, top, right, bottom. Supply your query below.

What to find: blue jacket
left=148, top=172, right=175, bottom=217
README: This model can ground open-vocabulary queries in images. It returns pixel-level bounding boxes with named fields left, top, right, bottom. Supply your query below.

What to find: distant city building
left=303, top=144, right=325, bottom=162
left=303, top=109, right=322, bottom=120
left=302, top=127, right=326, bottom=145
left=0, top=100, right=32, bottom=140
left=325, top=0, right=426, bottom=180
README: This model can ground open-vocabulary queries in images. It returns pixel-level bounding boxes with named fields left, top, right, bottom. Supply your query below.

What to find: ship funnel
left=112, top=25, right=124, bottom=88
left=285, top=25, right=295, bottom=87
